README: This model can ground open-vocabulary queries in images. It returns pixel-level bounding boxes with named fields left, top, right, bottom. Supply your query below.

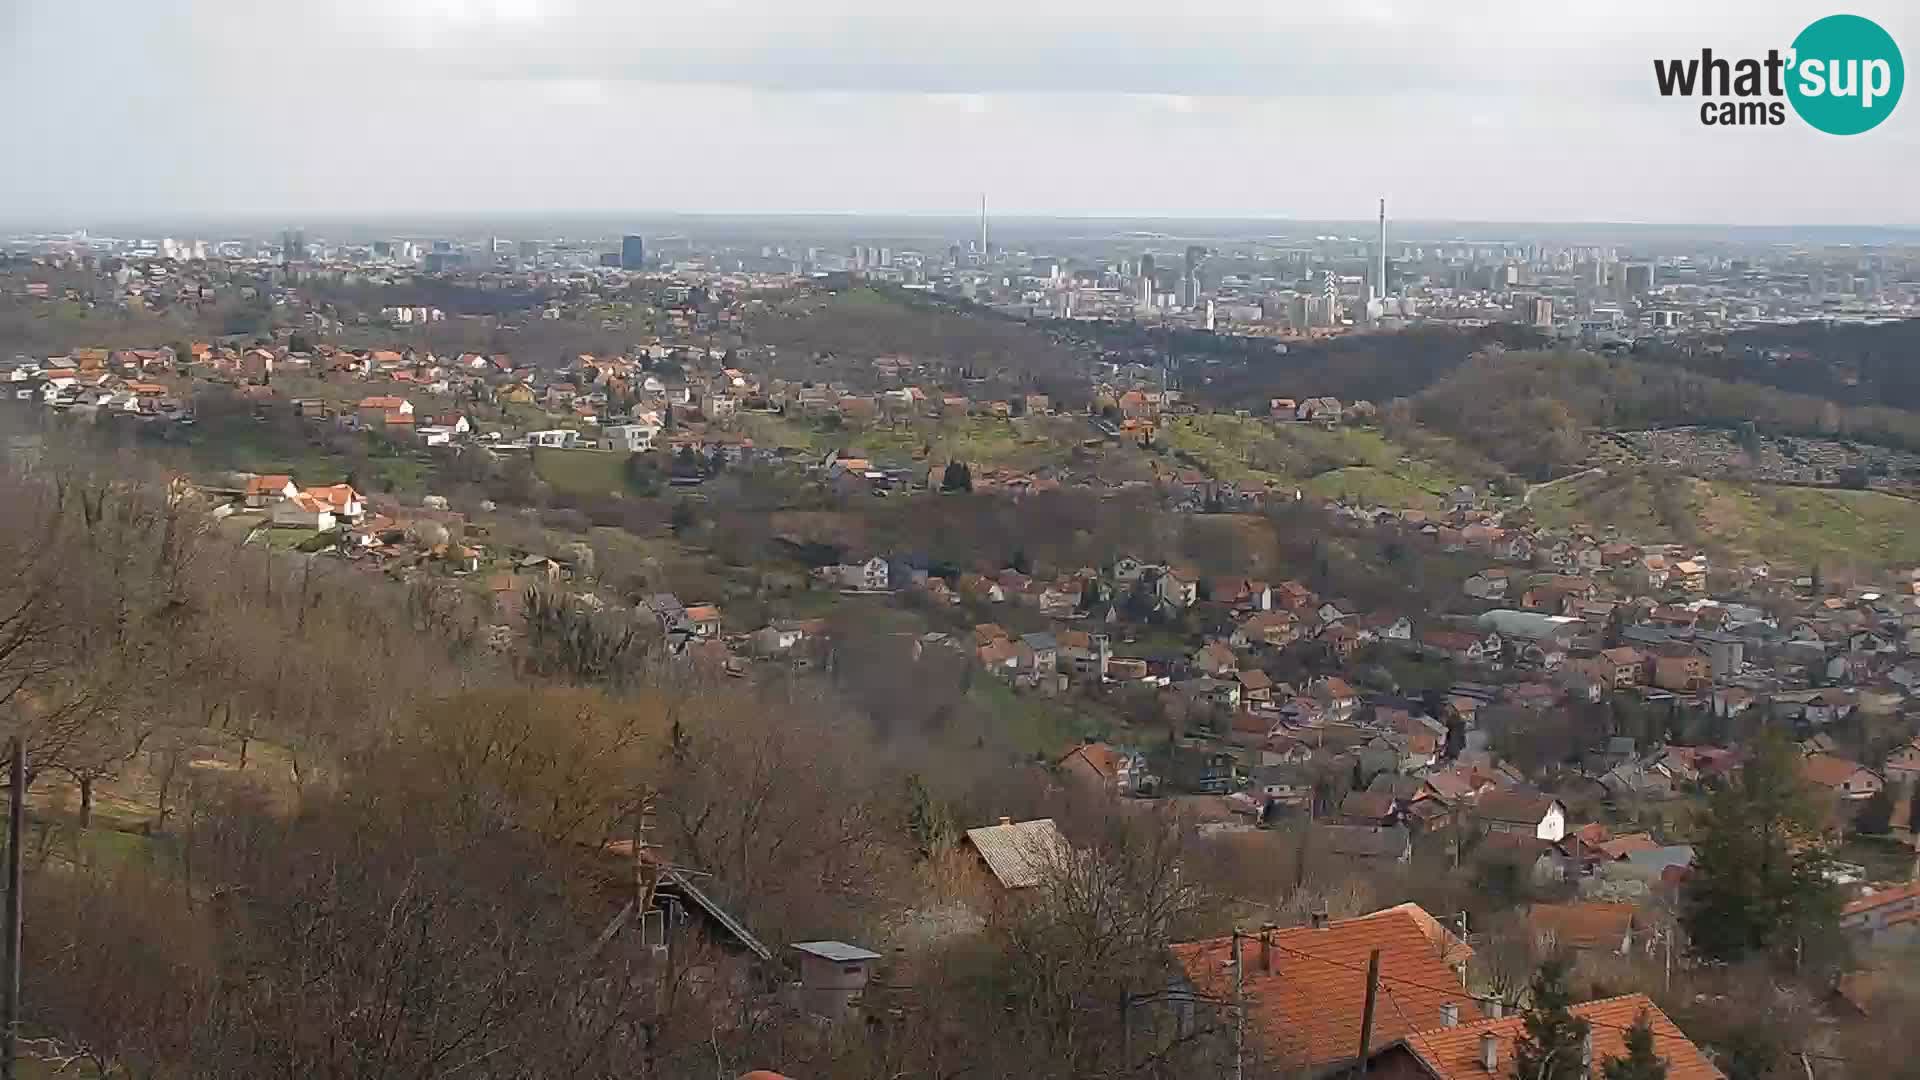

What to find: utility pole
left=1119, top=989, right=1132, bottom=1076
left=1231, top=929, right=1244, bottom=1080
left=3, top=737, right=23, bottom=1080
left=1354, top=948, right=1382, bottom=1075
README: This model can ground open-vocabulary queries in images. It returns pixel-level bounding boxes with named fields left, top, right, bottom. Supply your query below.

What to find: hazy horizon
left=6, top=1, right=1917, bottom=228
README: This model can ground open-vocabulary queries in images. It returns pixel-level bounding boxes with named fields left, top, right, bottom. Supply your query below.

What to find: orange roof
left=1842, top=881, right=1920, bottom=916
left=1596, top=832, right=1660, bottom=860
left=245, top=474, right=293, bottom=495
left=1528, top=902, right=1638, bottom=951
left=1800, top=753, right=1873, bottom=789
left=1059, top=743, right=1126, bottom=779
left=1170, top=906, right=1481, bottom=1073
left=1391, top=994, right=1720, bottom=1079
left=302, top=484, right=359, bottom=511
left=683, top=604, right=721, bottom=622
left=358, top=395, right=407, bottom=409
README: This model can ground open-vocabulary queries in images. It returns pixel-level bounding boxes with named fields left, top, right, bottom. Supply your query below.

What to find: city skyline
left=4, top=0, right=1917, bottom=226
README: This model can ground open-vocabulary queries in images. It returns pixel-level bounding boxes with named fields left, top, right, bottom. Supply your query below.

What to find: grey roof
left=1606, top=736, right=1638, bottom=755
left=1020, top=632, right=1059, bottom=650
left=1623, top=845, right=1695, bottom=871
left=1318, top=824, right=1411, bottom=859
left=1477, top=609, right=1583, bottom=642
left=791, top=940, right=883, bottom=963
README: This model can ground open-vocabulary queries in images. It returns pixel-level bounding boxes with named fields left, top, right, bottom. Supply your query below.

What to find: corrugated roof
left=963, top=818, right=1068, bottom=890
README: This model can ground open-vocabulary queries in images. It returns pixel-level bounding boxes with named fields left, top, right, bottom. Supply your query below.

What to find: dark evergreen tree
left=1601, top=1009, right=1668, bottom=1080
left=1511, top=957, right=1592, bottom=1080
left=1681, top=728, right=1844, bottom=966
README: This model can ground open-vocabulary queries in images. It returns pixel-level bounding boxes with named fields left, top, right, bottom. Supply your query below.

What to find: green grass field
left=739, top=412, right=1081, bottom=471
left=966, top=679, right=1100, bottom=757
left=1163, top=416, right=1495, bottom=508
left=1528, top=467, right=1920, bottom=573
left=532, top=447, right=635, bottom=497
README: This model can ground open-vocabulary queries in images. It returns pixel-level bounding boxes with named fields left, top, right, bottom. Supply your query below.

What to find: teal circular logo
left=1788, top=14, right=1903, bottom=135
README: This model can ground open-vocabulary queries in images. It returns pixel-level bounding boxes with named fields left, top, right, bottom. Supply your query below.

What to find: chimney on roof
left=998, top=816, right=1012, bottom=826
left=1479, top=1032, right=1499, bottom=1072
left=1440, top=1002, right=1459, bottom=1028
left=1309, top=905, right=1329, bottom=930
left=1259, top=924, right=1276, bottom=972
left=1484, top=997, right=1504, bottom=1019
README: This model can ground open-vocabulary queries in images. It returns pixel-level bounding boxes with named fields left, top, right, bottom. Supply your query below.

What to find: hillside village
left=7, top=269, right=1920, bottom=1075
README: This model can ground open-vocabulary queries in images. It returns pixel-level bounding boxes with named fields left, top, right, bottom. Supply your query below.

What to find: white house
left=270, top=493, right=336, bottom=531
left=1475, top=791, right=1567, bottom=842
left=838, top=556, right=889, bottom=591
left=600, top=423, right=661, bottom=453
left=526, top=429, right=580, bottom=449
left=244, top=474, right=299, bottom=507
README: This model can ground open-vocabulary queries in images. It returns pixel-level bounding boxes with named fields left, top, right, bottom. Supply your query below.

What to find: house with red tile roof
left=1365, top=993, right=1720, bottom=1079
left=1170, top=905, right=1479, bottom=1076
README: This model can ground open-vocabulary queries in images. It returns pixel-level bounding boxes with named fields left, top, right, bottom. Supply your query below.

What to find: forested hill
left=1411, top=348, right=1920, bottom=479
left=1635, top=318, right=1920, bottom=412
left=1111, top=323, right=1547, bottom=407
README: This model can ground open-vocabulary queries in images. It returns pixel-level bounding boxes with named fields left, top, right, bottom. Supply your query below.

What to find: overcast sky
left=4, top=0, right=1916, bottom=226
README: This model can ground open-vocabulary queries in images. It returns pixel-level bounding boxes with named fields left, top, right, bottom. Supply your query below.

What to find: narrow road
left=1523, top=466, right=1605, bottom=507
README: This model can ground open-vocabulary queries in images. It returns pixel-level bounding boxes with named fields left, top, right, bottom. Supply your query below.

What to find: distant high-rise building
left=519, top=240, right=540, bottom=261
left=373, top=240, right=393, bottom=258
left=1623, top=262, right=1655, bottom=295
left=1184, top=245, right=1207, bottom=307
left=1320, top=271, right=1339, bottom=325
left=281, top=228, right=306, bottom=263
left=432, top=240, right=451, bottom=254
left=621, top=235, right=646, bottom=271
left=598, top=252, right=622, bottom=268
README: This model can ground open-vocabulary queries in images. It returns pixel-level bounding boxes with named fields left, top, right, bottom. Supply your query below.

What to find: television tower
left=1374, top=197, right=1389, bottom=307
left=978, top=193, right=990, bottom=264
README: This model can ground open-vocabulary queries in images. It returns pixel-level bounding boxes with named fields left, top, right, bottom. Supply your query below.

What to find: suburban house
left=1419, top=628, right=1486, bottom=665
left=960, top=817, right=1070, bottom=899
left=270, top=492, right=336, bottom=530
left=1882, top=737, right=1920, bottom=785
left=301, top=483, right=364, bottom=522
left=1363, top=993, right=1720, bottom=1079
left=683, top=604, right=723, bottom=638
left=1526, top=901, right=1639, bottom=955
left=1799, top=754, right=1884, bottom=801
left=1472, top=791, right=1567, bottom=842
left=1192, top=641, right=1238, bottom=677
left=1169, top=906, right=1479, bottom=1077
left=1462, top=569, right=1510, bottom=602
left=1234, top=611, right=1300, bottom=648
left=600, top=422, right=660, bottom=452
left=829, top=557, right=890, bottom=591
left=244, top=474, right=298, bottom=507
left=1156, top=567, right=1199, bottom=609
left=1839, top=882, right=1920, bottom=946
left=1319, top=824, right=1414, bottom=865
left=1598, top=646, right=1648, bottom=688
left=1651, top=651, right=1711, bottom=693
left=1057, top=743, right=1146, bottom=796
